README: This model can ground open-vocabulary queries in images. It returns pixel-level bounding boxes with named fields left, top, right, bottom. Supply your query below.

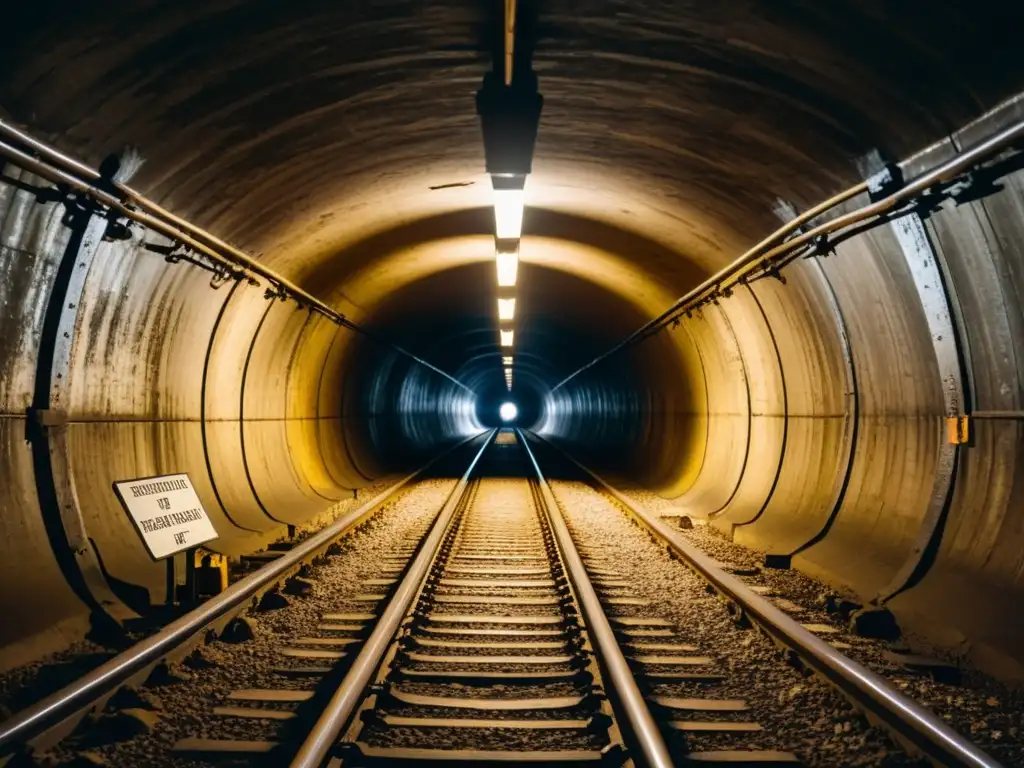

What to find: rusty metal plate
left=422, top=627, right=564, bottom=637
left=388, top=689, right=584, bottom=710
left=630, top=655, right=713, bottom=665
left=405, top=652, right=574, bottom=665
left=380, top=715, right=591, bottom=730
left=227, top=689, right=313, bottom=702
left=279, top=648, right=346, bottom=659
left=414, top=638, right=566, bottom=650
left=434, top=595, right=559, bottom=605
left=212, top=706, right=297, bottom=720
left=651, top=697, right=747, bottom=711
left=352, top=743, right=608, bottom=763
left=428, top=614, right=564, bottom=624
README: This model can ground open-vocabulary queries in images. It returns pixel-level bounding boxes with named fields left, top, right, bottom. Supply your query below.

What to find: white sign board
left=112, top=473, right=218, bottom=560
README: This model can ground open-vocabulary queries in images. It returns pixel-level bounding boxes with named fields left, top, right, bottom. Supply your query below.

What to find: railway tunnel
left=1, top=0, right=1024, bottom=746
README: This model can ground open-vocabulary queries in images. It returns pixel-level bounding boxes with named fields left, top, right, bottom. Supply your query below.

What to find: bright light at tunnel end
left=500, top=402, right=518, bottom=422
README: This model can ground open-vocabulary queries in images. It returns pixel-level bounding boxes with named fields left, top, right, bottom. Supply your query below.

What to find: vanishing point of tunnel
left=1, top=1, right=1024, bottom=765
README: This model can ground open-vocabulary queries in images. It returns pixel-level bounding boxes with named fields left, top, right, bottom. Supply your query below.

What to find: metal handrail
left=519, top=430, right=674, bottom=768
left=534, top=432, right=1004, bottom=768
left=551, top=117, right=1024, bottom=392
left=0, top=432, right=486, bottom=756
left=0, top=120, right=473, bottom=393
left=289, top=430, right=494, bottom=767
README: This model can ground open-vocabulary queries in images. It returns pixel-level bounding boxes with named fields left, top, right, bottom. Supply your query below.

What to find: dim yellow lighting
left=494, top=188, right=525, bottom=239
left=496, top=247, right=518, bottom=287
left=498, top=298, right=516, bottom=320
left=500, top=329, right=514, bottom=347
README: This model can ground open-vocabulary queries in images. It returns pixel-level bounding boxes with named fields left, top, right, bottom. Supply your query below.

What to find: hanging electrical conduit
left=553, top=116, right=1024, bottom=392
left=0, top=119, right=474, bottom=394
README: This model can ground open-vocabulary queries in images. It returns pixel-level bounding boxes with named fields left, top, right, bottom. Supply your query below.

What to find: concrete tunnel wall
left=0, top=175, right=478, bottom=671
left=0, top=0, right=1023, bottom=689
left=540, top=99, right=1024, bottom=684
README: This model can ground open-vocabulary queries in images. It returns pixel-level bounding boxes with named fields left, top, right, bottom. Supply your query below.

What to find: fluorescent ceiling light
left=502, top=356, right=513, bottom=365
left=493, top=188, right=525, bottom=239
left=500, top=329, right=514, bottom=347
left=496, top=248, right=518, bottom=287
left=498, top=298, right=516, bottom=321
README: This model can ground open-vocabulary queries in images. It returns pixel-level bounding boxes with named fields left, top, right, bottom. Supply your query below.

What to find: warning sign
left=112, top=473, right=218, bottom=560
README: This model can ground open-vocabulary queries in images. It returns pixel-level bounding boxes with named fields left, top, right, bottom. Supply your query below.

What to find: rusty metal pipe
left=289, top=430, right=494, bottom=768
left=519, top=430, right=674, bottom=768
left=0, top=433, right=485, bottom=755
left=552, top=117, right=1024, bottom=391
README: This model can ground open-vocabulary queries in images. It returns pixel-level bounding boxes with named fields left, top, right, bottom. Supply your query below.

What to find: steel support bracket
left=945, top=415, right=971, bottom=445
left=866, top=162, right=905, bottom=202
left=24, top=407, right=68, bottom=440
left=871, top=167, right=967, bottom=604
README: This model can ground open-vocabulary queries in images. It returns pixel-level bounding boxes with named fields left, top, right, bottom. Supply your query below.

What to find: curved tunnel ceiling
left=2, top=0, right=1021, bottom=369
left=3, top=0, right=1024, bottom=686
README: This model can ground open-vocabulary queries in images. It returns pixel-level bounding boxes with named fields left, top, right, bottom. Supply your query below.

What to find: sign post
left=112, top=473, right=219, bottom=605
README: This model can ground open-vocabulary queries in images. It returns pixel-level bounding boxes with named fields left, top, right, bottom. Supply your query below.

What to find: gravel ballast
left=550, top=478, right=940, bottom=767
left=35, top=477, right=456, bottom=767
left=610, top=480, right=1023, bottom=766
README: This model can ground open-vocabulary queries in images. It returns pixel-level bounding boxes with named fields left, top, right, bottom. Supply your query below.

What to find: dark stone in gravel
left=90, top=708, right=161, bottom=743
left=108, top=688, right=163, bottom=712
left=144, top=663, right=191, bottom=687
left=850, top=607, right=901, bottom=641
left=220, top=617, right=257, bottom=644
left=284, top=577, right=315, bottom=596
left=257, top=590, right=291, bottom=611
left=764, top=554, right=792, bottom=570
left=182, top=648, right=218, bottom=670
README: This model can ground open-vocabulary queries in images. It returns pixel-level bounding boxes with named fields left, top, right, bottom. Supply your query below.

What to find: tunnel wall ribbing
left=542, top=101, right=1024, bottom=683
left=0, top=166, right=477, bottom=671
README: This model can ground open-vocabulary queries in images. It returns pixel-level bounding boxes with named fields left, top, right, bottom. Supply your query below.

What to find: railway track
left=0, top=430, right=1006, bottom=767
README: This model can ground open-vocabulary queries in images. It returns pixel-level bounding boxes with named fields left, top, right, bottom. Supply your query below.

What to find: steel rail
left=289, top=429, right=494, bottom=768
left=518, top=429, right=674, bottom=768
left=0, top=121, right=473, bottom=394
left=551, top=117, right=1024, bottom=392
left=0, top=432, right=487, bottom=757
left=528, top=432, right=1005, bottom=768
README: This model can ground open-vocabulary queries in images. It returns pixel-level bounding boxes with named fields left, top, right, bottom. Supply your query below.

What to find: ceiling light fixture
left=492, top=175, right=526, bottom=240
left=495, top=242, right=519, bottom=287
left=502, top=356, right=513, bottom=365
left=498, top=297, right=516, bottom=320
left=500, top=329, right=514, bottom=347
